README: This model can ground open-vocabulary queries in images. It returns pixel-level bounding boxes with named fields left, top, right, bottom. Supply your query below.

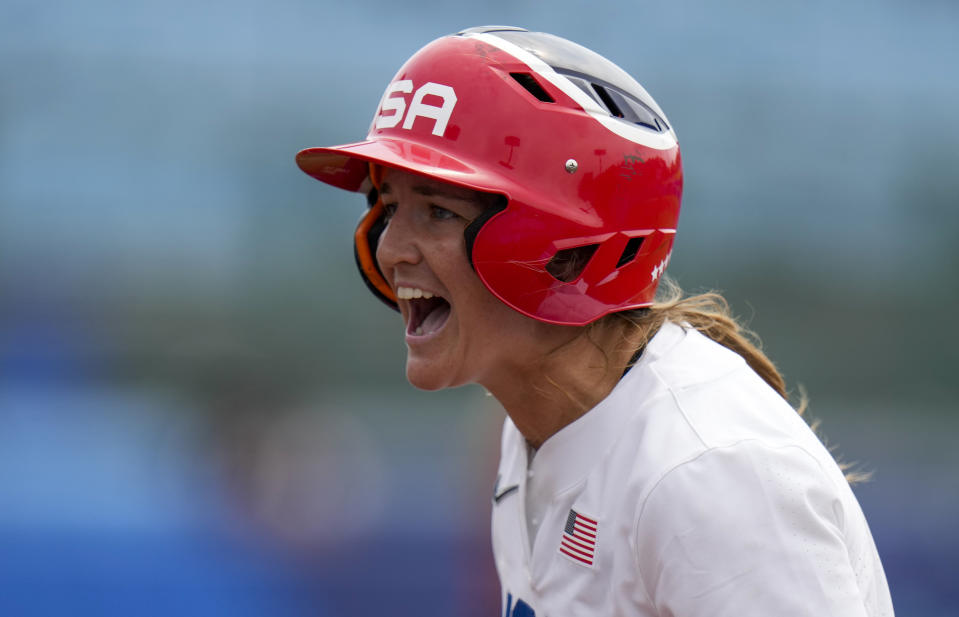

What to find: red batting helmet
left=296, top=26, right=682, bottom=326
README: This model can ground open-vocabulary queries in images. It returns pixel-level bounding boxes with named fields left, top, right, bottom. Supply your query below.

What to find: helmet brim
left=296, top=138, right=483, bottom=194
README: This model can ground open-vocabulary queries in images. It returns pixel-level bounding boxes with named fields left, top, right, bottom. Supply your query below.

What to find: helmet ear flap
left=354, top=186, right=398, bottom=311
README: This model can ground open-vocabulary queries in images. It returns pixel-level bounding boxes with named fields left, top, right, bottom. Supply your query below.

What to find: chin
left=405, top=360, right=461, bottom=391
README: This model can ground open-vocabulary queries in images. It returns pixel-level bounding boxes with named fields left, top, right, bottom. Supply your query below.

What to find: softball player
left=296, top=26, right=893, bottom=617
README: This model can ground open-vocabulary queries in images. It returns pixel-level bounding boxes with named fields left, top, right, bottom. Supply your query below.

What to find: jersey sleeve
left=633, top=440, right=871, bottom=617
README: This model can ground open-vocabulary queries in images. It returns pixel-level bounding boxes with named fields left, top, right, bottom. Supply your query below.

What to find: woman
left=296, top=26, right=893, bottom=617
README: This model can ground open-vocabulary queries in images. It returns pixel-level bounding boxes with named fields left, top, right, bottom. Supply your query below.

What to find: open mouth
left=398, top=287, right=451, bottom=337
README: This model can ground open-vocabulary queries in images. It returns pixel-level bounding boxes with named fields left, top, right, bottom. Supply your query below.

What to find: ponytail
left=614, top=278, right=789, bottom=401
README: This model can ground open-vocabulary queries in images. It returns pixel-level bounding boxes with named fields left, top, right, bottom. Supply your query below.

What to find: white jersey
left=491, top=322, right=893, bottom=617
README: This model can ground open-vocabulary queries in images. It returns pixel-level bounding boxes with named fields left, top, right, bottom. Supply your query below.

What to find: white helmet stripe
left=467, top=32, right=678, bottom=151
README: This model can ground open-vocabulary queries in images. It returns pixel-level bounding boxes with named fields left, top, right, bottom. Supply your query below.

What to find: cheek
left=455, top=270, right=498, bottom=312
left=461, top=284, right=523, bottom=338
left=446, top=272, right=499, bottom=335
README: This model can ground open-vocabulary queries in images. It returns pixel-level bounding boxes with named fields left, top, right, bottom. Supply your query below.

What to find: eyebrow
left=379, top=181, right=477, bottom=202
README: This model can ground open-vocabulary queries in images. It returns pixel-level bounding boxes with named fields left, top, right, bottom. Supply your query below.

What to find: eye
left=430, top=205, right=459, bottom=221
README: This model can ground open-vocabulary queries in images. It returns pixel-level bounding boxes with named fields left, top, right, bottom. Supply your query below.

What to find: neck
left=483, top=320, right=640, bottom=449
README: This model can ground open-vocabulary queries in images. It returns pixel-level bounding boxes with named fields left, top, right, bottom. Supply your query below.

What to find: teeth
left=415, top=326, right=424, bottom=336
left=397, top=286, right=436, bottom=300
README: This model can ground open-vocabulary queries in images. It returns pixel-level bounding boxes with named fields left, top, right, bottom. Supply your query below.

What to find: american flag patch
left=559, top=509, right=598, bottom=566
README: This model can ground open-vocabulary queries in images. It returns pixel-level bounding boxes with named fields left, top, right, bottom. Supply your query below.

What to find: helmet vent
left=594, top=84, right=663, bottom=131
left=559, top=71, right=665, bottom=131
left=592, top=84, right=624, bottom=118
left=546, top=244, right=599, bottom=282
left=510, top=72, right=555, bottom=103
left=616, top=236, right=645, bottom=268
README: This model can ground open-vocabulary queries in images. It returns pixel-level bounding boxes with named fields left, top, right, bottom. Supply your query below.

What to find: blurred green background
left=1, top=0, right=956, bottom=615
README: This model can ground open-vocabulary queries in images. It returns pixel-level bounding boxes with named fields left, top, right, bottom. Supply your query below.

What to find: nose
left=375, top=206, right=423, bottom=275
